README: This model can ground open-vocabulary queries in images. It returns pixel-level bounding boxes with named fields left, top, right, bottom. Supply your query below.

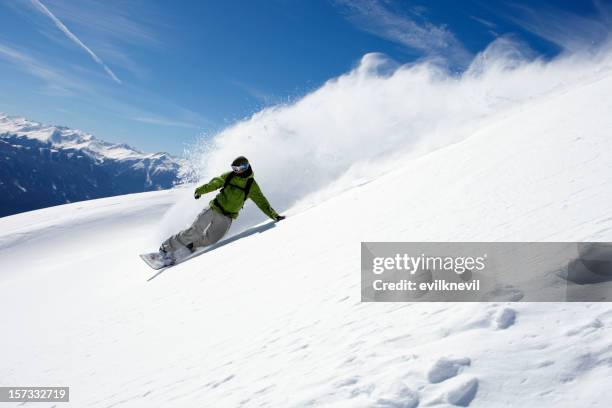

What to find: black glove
left=194, top=192, right=201, bottom=200
left=275, top=215, right=285, bottom=221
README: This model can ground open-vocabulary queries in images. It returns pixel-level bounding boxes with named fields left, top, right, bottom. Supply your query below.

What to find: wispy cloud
left=0, top=40, right=211, bottom=131
left=30, top=0, right=121, bottom=84
left=500, top=1, right=612, bottom=53
left=469, top=15, right=497, bottom=30
left=5, top=0, right=162, bottom=80
left=230, top=80, right=279, bottom=104
left=40, top=0, right=162, bottom=48
left=130, top=115, right=202, bottom=129
left=469, top=15, right=499, bottom=38
left=0, top=42, right=92, bottom=95
left=334, top=0, right=471, bottom=65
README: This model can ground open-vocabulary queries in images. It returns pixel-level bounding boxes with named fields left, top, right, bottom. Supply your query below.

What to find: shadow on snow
left=147, top=220, right=277, bottom=281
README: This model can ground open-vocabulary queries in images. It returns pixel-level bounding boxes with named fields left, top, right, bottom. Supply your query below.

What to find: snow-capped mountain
left=0, top=114, right=185, bottom=217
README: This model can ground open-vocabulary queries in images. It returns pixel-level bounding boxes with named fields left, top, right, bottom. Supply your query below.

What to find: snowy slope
left=1, top=62, right=612, bottom=407
left=0, top=114, right=185, bottom=217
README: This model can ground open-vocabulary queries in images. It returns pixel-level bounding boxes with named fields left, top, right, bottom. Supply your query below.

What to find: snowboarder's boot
left=158, top=247, right=175, bottom=267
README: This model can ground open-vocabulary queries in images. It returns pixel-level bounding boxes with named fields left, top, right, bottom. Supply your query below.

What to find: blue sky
left=0, top=0, right=610, bottom=155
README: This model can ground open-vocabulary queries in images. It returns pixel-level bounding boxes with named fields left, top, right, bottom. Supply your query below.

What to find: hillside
left=1, top=63, right=612, bottom=407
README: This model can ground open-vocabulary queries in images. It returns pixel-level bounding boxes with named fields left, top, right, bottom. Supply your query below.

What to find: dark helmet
left=232, top=156, right=249, bottom=166
left=231, top=156, right=250, bottom=174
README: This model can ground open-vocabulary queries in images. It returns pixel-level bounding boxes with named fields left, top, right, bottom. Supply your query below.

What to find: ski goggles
left=231, top=162, right=250, bottom=173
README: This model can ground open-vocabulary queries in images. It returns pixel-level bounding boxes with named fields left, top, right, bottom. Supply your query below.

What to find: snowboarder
left=158, top=156, right=284, bottom=266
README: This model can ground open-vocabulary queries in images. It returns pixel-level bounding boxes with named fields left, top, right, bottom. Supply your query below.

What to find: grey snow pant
left=161, top=207, right=232, bottom=254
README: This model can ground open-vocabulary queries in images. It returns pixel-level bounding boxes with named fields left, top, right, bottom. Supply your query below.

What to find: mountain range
left=0, top=114, right=185, bottom=217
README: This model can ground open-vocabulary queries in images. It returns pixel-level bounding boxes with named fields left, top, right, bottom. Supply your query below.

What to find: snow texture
left=2, top=41, right=612, bottom=407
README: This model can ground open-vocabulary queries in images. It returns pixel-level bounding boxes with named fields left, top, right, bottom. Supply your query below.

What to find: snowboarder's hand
left=275, top=215, right=285, bottom=221
left=194, top=191, right=201, bottom=200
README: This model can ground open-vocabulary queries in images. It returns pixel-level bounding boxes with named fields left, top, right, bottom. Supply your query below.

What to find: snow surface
left=2, top=44, right=612, bottom=407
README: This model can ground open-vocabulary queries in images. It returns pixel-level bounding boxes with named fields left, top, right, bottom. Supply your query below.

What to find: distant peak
left=0, top=113, right=180, bottom=164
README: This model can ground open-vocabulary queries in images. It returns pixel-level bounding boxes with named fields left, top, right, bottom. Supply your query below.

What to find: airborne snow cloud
left=159, top=37, right=612, bottom=237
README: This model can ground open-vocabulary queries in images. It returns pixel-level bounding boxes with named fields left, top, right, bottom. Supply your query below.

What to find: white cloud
left=334, top=0, right=471, bottom=65
left=30, top=0, right=122, bottom=84
left=0, top=42, right=211, bottom=130
left=501, top=2, right=612, bottom=53
left=0, top=42, right=92, bottom=95
left=41, top=0, right=161, bottom=48
left=469, top=15, right=497, bottom=30
left=130, top=115, right=202, bottom=129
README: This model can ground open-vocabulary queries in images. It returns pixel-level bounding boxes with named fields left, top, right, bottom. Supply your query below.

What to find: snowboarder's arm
left=249, top=181, right=279, bottom=220
left=194, top=172, right=229, bottom=196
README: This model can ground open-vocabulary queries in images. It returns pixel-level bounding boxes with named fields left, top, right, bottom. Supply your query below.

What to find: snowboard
left=139, top=252, right=169, bottom=270
left=139, top=220, right=280, bottom=271
left=139, top=247, right=201, bottom=270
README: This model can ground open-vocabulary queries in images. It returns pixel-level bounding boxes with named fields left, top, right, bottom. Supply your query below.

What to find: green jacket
left=195, top=172, right=279, bottom=220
